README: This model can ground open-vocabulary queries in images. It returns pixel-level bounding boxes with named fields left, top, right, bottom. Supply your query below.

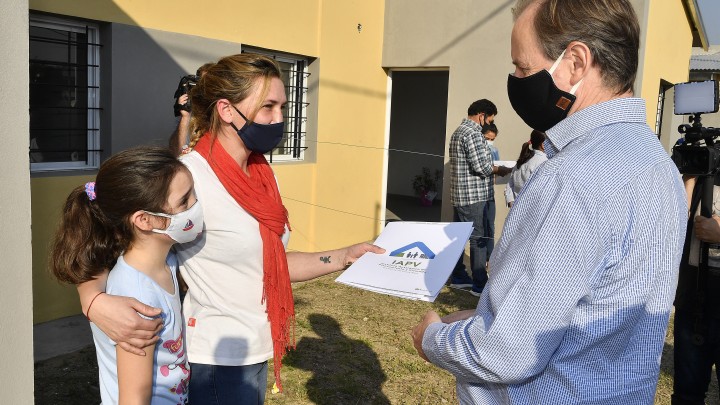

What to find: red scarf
left=194, top=134, right=294, bottom=391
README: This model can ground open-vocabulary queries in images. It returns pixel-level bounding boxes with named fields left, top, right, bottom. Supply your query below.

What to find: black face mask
left=506, top=51, right=581, bottom=131
left=230, top=105, right=284, bottom=154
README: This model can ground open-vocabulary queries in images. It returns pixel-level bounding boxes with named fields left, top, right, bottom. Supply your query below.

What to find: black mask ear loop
left=229, top=104, right=250, bottom=133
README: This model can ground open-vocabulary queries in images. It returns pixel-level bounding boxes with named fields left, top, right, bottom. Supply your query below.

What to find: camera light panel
left=674, top=80, right=719, bottom=115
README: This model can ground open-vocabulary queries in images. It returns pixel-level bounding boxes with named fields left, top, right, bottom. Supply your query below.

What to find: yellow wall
left=30, top=0, right=321, bottom=57
left=637, top=0, right=692, bottom=126
left=32, top=175, right=94, bottom=323
left=30, top=0, right=388, bottom=322
left=310, top=0, right=388, bottom=248
left=261, top=0, right=389, bottom=251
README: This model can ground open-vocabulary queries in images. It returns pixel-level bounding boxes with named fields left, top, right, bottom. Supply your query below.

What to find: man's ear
left=215, top=99, right=234, bottom=124
left=130, top=211, right=155, bottom=232
left=566, top=41, right=592, bottom=85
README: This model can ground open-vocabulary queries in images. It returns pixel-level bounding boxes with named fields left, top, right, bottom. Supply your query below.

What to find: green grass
left=34, top=273, right=717, bottom=404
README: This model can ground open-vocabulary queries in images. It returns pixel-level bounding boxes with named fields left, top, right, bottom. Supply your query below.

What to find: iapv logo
left=183, top=220, right=194, bottom=231
left=388, top=242, right=435, bottom=268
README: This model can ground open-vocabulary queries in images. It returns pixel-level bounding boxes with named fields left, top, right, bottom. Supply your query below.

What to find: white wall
left=0, top=0, right=35, bottom=402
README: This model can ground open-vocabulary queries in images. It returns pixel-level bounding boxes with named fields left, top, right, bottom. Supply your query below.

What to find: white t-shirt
left=177, top=151, right=289, bottom=366
left=91, top=254, right=189, bottom=405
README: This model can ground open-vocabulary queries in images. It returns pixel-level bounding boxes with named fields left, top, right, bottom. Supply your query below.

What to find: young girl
left=50, top=146, right=203, bottom=405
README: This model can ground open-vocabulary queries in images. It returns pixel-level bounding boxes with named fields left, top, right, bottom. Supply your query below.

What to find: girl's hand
left=90, top=293, right=163, bottom=355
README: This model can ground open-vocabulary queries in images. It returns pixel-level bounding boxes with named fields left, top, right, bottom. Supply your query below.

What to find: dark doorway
left=386, top=70, right=449, bottom=222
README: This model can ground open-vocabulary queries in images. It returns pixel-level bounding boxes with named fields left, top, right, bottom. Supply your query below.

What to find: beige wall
left=30, top=0, right=389, bottom=322
left=383, top=0, right=518, bottom=227
left=0, top=0, right=34, bottom=402
left=383, top=0, right=695, bottom=233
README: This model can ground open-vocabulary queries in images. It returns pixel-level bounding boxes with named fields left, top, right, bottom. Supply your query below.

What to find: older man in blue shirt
left=412, top=0, right=687, bottom=404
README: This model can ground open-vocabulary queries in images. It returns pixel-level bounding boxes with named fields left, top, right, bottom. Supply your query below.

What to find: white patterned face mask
left=145, top=200, right=204, bottom=244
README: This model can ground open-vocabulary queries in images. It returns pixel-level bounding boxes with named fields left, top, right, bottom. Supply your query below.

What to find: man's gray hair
left=512, top=0, right=640, bottom=95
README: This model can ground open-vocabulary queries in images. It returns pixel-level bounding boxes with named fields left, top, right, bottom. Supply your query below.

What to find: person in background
left=447, top=99, right=512, bottom=297
left=673, top=175, right=720, bottom=405
left=78, top=54, right=384, bottom=405
left=483, top=123, right=500, bottom=160
left=412, top=0, right=686, bottom=403
left=504, top=129, right=548, bottom=207
left=481, top=123, right=500, bottom=272
left=169, top=63, right=213, bottom=155
left=50, top=146, right=201, bottom=404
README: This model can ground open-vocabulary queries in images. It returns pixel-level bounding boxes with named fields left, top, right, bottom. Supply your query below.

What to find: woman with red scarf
left=77, top=53, right=383, bottom=404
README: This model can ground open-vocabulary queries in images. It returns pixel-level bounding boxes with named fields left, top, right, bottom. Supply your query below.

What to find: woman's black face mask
left=230, top=105, right=284, bottom=154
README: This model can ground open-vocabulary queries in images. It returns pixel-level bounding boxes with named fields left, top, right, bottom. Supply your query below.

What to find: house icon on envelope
left=389, top=242, right=435, bottom=259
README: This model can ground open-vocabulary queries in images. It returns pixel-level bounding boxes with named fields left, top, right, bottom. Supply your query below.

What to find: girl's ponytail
left=516, top=130, right=546, bottom=169
left=515, top=141, right=533, bottom=169
left=50, top=185, right=120, bottom=284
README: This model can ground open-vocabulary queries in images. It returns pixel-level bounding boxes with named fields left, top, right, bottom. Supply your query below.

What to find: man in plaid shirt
left=448, top=99, right=511, bottom=296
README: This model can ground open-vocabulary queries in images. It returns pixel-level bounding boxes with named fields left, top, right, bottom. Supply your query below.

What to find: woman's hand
left=90, top=293, right=163, bottom=356
left=287, top=242, right=385, bottom=282
left=340, top=242, right=385, bottom=267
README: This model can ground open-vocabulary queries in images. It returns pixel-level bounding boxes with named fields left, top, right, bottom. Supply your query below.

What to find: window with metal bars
left=29, top=16, right=101, bottom=172
left=243, top=49, right=310, bottom=162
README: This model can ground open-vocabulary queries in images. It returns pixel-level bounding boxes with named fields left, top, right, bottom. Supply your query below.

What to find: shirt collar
left=544, top=97, right=647, bottom=153
left=462, top=117, right=483, bottom=132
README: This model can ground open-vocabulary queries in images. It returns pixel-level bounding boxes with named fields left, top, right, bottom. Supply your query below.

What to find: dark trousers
left=451, top=201, right=489, bottom=289
left=189, top=361, right=269, bottom=405
left=672, top=308, right=720, bottom=405
left=484, top=198, right=496, bottom=262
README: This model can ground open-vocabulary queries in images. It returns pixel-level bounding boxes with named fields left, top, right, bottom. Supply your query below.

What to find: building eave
left=685, top=0, right=710, bottom=50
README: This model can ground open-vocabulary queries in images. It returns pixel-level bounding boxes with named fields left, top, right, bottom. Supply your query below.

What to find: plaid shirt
left=449, top=118, right=494, bottom=206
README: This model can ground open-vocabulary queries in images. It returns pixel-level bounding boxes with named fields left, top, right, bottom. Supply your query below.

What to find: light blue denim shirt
left=423, top=98, right=687, bottom=404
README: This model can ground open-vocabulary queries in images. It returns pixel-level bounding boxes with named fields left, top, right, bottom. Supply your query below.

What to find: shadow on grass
left=433, top=285, right=481, bottom=316
left=34, top=346, right=99, bottom=405
left=284, top=313, right=391, bottom=405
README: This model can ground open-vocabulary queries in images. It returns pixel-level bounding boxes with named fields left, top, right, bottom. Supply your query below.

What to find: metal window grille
left=29, top=17, right=101, bottom=172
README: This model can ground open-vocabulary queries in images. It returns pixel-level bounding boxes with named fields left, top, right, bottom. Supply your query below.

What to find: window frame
left=655, top=79, right=673, bottom=138
left=29, top=15, right=101, bottom=173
